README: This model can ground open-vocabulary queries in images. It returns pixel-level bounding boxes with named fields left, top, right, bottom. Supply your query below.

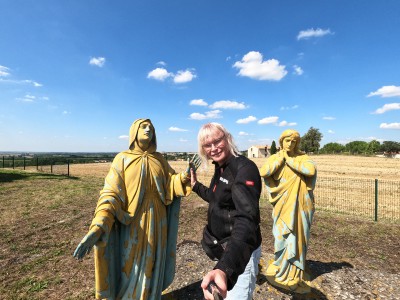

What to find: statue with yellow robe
left=259, top=129, right=317, bottom=294
left=73, top=119, right=192, bottom=300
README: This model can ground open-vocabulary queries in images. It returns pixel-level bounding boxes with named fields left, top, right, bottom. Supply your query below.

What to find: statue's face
left=137, top=121, right=154, bottom=144
left=282, top=136, right=296, bottom=153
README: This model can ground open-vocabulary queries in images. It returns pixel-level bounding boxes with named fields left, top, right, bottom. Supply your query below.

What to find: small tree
left=320, top=142, right=345, bottom=154
left=300, top=127, right=323, bottom=153
left=367, top=140, right=381, bottom=154
left=270, top=140, right=277, bottom=155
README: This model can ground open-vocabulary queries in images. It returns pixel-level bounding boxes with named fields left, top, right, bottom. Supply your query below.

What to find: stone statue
left=73, top=119, right=193, bottom=300
left=259, top=129, right=317, bottom=294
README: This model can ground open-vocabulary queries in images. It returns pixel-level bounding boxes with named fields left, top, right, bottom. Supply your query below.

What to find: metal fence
left=261, top=176, right=400, bottom=223
left=0, top=156, right=113, bottom=176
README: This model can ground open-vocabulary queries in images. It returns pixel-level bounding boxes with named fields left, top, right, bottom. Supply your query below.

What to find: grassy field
left=0, top=155, right=399, bottom=299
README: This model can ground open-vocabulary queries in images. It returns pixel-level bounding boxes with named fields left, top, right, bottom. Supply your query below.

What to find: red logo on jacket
left=245, top=180, right=254, bottom=186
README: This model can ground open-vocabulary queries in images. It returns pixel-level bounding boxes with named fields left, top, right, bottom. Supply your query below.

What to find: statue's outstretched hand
left=186, top=154, right=202, bottom=187
left=73, top=226, right=103, bottom=260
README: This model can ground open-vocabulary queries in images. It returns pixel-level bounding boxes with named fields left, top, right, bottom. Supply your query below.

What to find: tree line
left=268, top=127, right=400, bottom=155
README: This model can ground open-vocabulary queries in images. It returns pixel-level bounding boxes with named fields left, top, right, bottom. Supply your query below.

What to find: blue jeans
left=226, top=246, right=261, bottom=300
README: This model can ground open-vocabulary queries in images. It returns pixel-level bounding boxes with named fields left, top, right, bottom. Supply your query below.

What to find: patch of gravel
left=163, top=242, right=400, bottom=300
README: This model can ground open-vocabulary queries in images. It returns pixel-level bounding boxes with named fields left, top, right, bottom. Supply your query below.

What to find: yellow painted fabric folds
left=90, top=148, right=190, bottom=300
left=260, top=153, right=316, bottom=294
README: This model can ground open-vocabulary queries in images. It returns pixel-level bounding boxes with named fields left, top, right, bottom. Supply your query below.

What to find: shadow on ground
left=0, top=170, right=78, bottom=182
left=162, top=280, right=203, bottom=300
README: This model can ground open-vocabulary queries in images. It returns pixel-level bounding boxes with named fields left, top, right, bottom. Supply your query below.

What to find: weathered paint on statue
left=73, top=118, right=191, bottom=300
left=259, top=129, right=317, bottom=294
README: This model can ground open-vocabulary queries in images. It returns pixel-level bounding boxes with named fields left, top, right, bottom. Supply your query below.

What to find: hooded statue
left=75, top=119, right=191, bottom=299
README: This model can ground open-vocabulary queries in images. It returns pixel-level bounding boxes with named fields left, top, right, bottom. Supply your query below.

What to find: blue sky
left=1, top=1, right=399, bottom=153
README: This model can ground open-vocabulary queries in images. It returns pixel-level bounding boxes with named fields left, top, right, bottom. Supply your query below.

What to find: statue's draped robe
left=260, top=153, right=316, bottom=294
left=90, top=149, right=190, bottom=300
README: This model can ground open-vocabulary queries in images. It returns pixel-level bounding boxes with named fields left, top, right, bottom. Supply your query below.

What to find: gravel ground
left=163, top=242, right=400, bottom=300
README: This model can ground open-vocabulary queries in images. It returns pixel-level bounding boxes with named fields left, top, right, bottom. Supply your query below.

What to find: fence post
left=36, top=157, right=39, bottom=170
left=374, top=179, right=378, bottom=222
left=24, top=157, right=26, bottom=170
left=51, top=163, right=53, bottom=174
left=67, top=160, right=70, bottom=177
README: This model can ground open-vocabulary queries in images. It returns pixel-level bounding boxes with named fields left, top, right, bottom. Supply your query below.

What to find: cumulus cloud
left=323, top=116, right=336, bottom=120
left=190, top=99, right=208, bottom=106
left=367, top=85, right=400, bottom=98
left=278, top=121, right=297, bottom=127
left=147, top=68, right=172, bottom=81
left=189, top=110, right=222, bottom=120
left=233, top=51, right=287, bottom=81
left=0, top=65, right=10, bottom=77
left=280, top=105, right=299, bottom=110
left=236, top=116, right=257, bottom=124
left=293, top=65, right=304, bottom=75
left=380, top=123, right=400, bottom=129
left=89, top=57, right=106, bottom=67
left=328, top=130, right=335, bottom=134
left=239, top=131, right=249, bottom=136
left=148, top=66, right=196, bottom=84
left=119, top=135, right=129, bottom=140
left=169, top=127, right=188, bottom=132
left=156, top=61, right=167, bottom=66
left=209, top=100, right=247, bottom=110
left=372, top=103, right=400, bottom=114
left=297, top=28, right=333, bottom=40
left=258, top=116, right=279, bottom=125
left=173, top=69, right=197, bottom=83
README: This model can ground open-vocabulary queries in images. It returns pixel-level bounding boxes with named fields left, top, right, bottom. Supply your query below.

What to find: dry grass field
left=1, top=155, right=399, bottom=299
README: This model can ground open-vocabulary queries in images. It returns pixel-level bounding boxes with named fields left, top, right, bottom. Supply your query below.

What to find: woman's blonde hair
left=279, top=129, right=304, bottom=155
left=197, top=122, right=239, bottom=166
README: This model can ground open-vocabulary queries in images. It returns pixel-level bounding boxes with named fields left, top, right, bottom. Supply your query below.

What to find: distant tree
left=270, top=140, right=277, bottom=155
left=345, top=141, right=368, bottom=154
left=380, top=141, right=400, bottom=153
left=320, top=142, right=345, bottom=154
left=366, top=140, right=381, bottom=154
left=300, top=127, right=323, bottom=153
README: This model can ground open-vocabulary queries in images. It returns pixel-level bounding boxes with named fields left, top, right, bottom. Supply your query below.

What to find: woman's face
left=137, top=121, right=154, bottom=144
left=282, top=136, right=296, bottom=153
left=202, top=129, right=231, bottom=166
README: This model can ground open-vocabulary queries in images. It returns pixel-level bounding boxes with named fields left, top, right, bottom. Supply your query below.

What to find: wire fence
left=2, top=156, right=399, bottom=223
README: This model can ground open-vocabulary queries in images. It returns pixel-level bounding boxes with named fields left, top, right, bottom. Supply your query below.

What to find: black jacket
left=192, top=155, right=262, bottom=289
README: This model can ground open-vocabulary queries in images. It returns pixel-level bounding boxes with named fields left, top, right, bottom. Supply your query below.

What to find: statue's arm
left=73, top=225, right=104, bottom=260
left=259, top=153, right=284, bottom=178
left=284, top=153, right=316, bottom=177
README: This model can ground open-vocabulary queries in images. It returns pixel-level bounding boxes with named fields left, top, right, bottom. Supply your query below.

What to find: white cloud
left=89, top=57, right=106, bottom=67
left=293, top=65, right=304, bottom=75
left=380, top=123, right=400, bottom=129
left=179, top=138, right=188, bottom=142
left=280, top=105, right=299, bottom=110
left=258, top=116, right=279, bottom=125
left=233, top=51, right=287, bottom=81
left=367, top=86, right=400, bottom=98
left=372, top=103, right=400, bottom=114
left=209, top=100, right=247, bottom=110
left=169, top=127, right=188, bottom=132
left=62, top=110, right=70, bottom=115
left=297, top=28, right=333, bottom=40
left=190, top=99, right=208, bottom=106
left=278, top=120, right=297, bottom=127
left=147, top=68, right=172, bottom=81
left=328, top=130, right=335, bottom=134
left=239, top=131, right=249, bottom=136
left=190, top=110, right=222, bottom=120
left=173, top=69, right=196, bottom=83
left=17, top=94, right=36, bottom=102
left=323, top=116, right=336, bottom=120
left=236, top=116, right=257, bottom=124
left=119, top=135, right=129, bottom=140
left=156, top=61, right=167, bottom=66
left=0, top=65, right=10, bottom=77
